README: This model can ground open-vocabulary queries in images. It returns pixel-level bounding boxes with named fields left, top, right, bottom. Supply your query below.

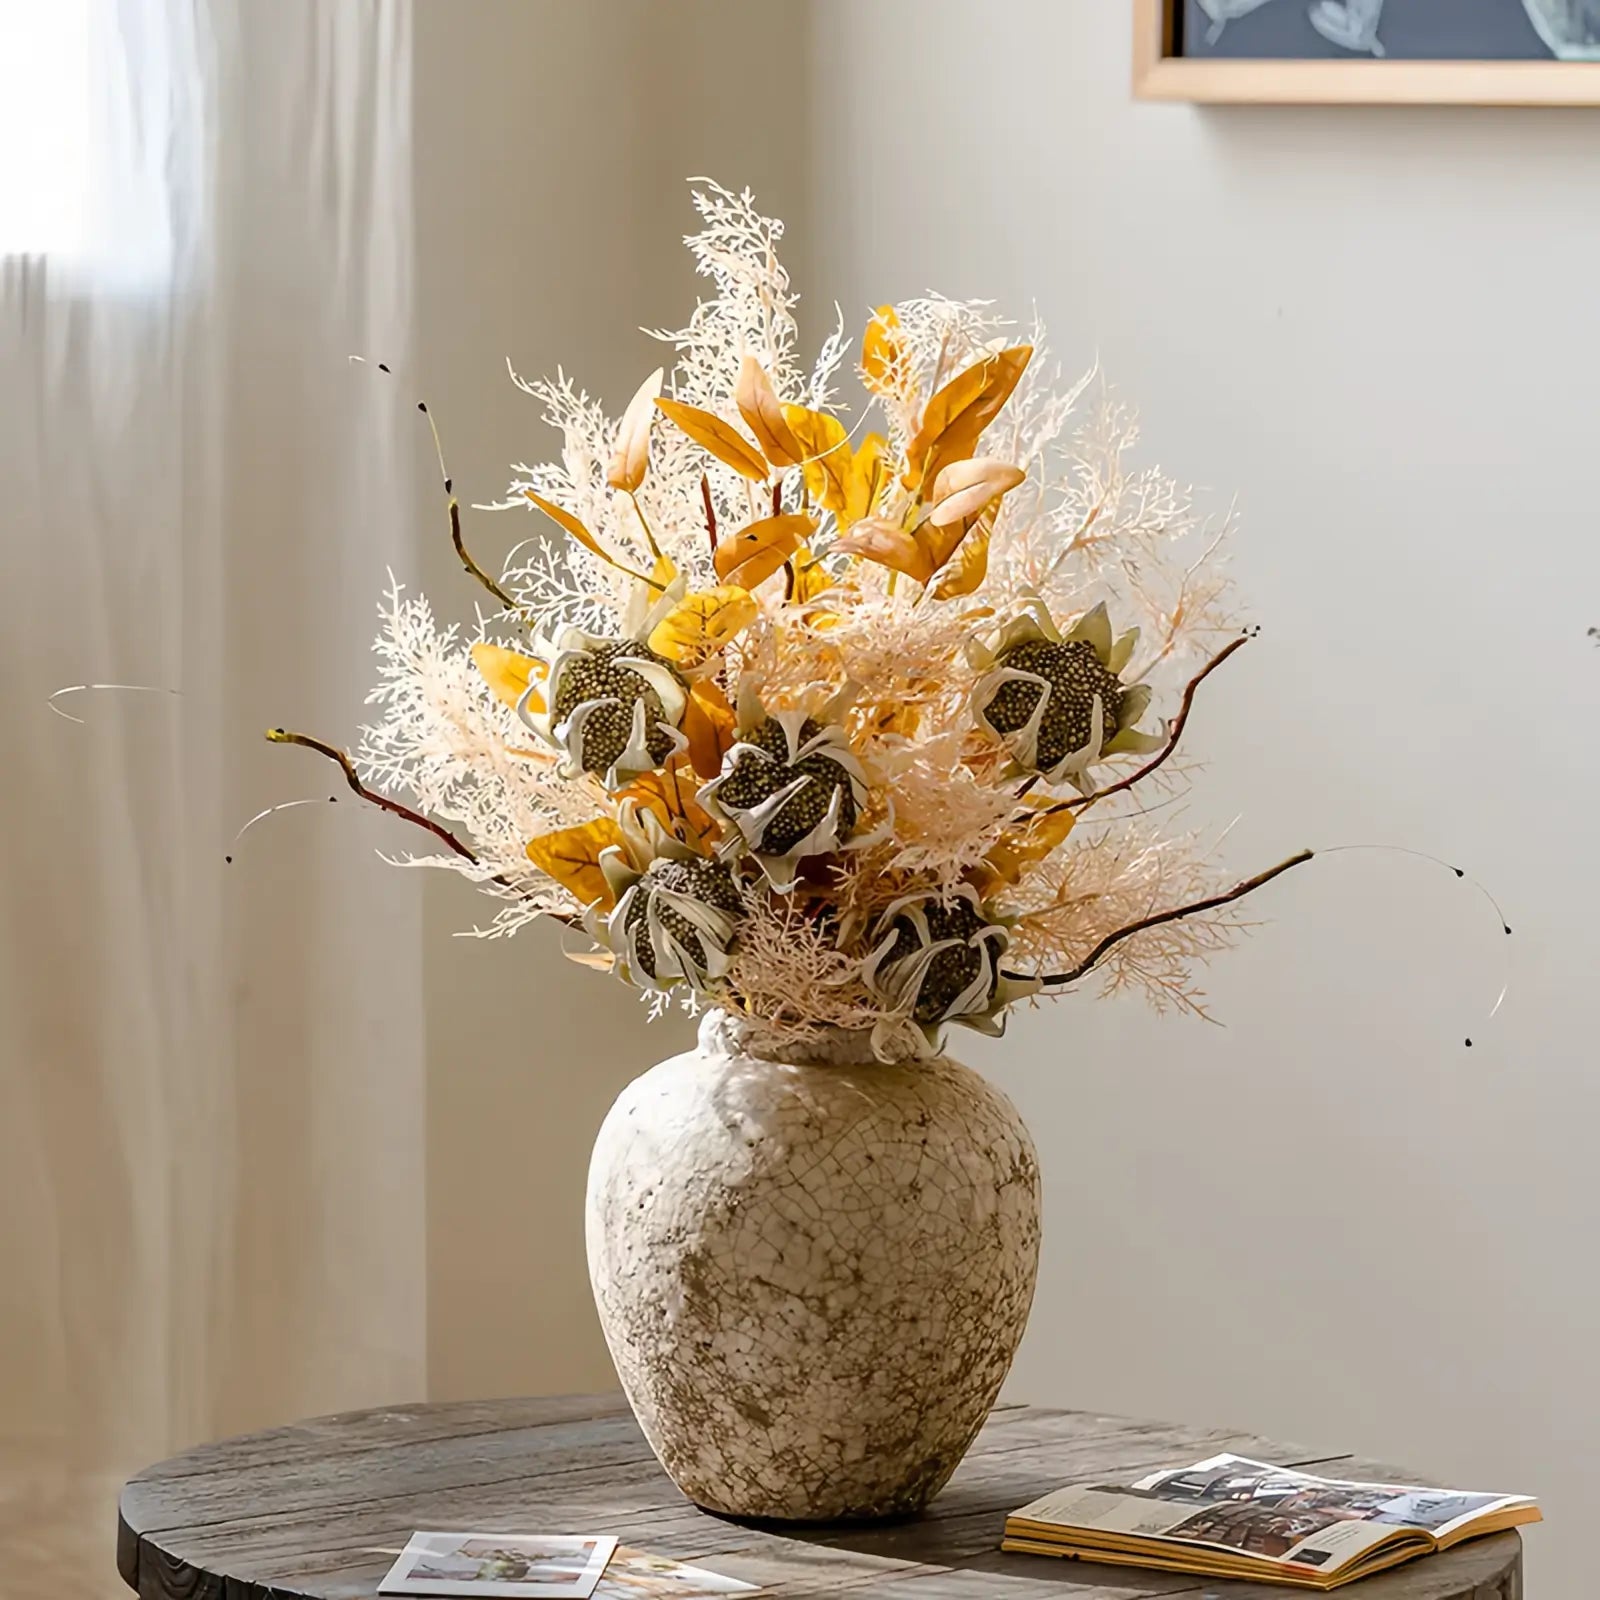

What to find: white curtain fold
left=0, top=2, right=423, bottom=1590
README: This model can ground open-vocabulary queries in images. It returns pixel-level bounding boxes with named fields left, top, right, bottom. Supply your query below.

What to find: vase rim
left=698, top=1007, right=935, bottom=1067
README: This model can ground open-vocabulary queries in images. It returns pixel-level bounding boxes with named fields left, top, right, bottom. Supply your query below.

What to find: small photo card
left=594, top=1547, right=760, bottom=1598
left=379, top=1532, right=619, bottom=1599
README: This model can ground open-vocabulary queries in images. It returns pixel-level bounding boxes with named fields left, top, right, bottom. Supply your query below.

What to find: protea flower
left=970, top=599, right=1160, bottom=793
left=593, top=816, right=743, bottom=993
left=861, top=885, right=1035, bottom=1042
left=700, top=697, right=871, bottom=890
left=518, top=583, right=690, bottom=788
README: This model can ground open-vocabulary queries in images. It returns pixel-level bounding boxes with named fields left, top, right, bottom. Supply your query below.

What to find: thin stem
left=771, top=479, right=782, bottom=518
left=701, top=473, right=718, bottom=550
left=627, top=491, right=663, bottom=560
left=1008, top=849, right=1314, bottom=990
left=415, top=400, right=519, bottom=614
left=1058, top=631, right=1253, bottom=819
left=266, top=729, right=524, bottom=898
left=450, top=499, right=520, bottom=612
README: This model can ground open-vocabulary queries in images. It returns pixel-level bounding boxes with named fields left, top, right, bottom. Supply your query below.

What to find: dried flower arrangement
left=271, top=181, right=1313, bottom=1061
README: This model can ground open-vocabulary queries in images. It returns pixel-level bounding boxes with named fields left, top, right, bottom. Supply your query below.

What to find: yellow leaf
left=735, top=357, right=804, bottom=469
left=564, top=947, right=617, bottom=972
left=833, top=516, right=934, bottom=585
left=782, top=404, right=851, bottom=512
left=931, top=515, right=994, bottom=600
left=843, top=432, right=887, bottom=530
left=525, top=818, right=626, bottom=910
left=618, top=769, right=714, bottom=838
left=861, top=305, right=903, bottom=396
left=788, top=544, right=835, bottom=605
left=524, top=490, right=617, bottom=568
left=606, top=367, right=663, bottom=492
left=647, top=586, right=759, bottom=669
left=904, top=345, right=1033, bottom=491
left=926, top=456, right=1025, bottom=528
left=650, top=550, right=679, bottom=590
left=470, top=643, right=544, bottom=714
left=978, top=804, right=1077, bottom=890
left=713, top=512, right=813, bottom=591
left=862, top=698, right=921, bottom=739
left=680, top=678, right=737, bottom=780
left=655, top=397, right=768, bottom=481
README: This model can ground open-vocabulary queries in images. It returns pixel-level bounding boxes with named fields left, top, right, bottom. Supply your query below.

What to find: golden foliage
left=833, top=516, right=933, bottom=585
left=680, top=677, right=737, bottom=780
left=526, top=818, right=626, bottom=909
left=655, top=397, right=768, bottom=480
left=648, top=586, right=758, bottom=668
left=713, top=512, right=812, bottom=590
left=735, top=357, right=804, bottom=469
left=931, top=513, right=994, bottom=600
left=904, top=344, right=1032, bottom=491
left=523, top=491, right=620, bottom=571
left=861, top=305, right=903, bottom=396
left=782, top=403, right=851, bottom=512
left=925, top=456, right=1025, bottom=528
left=973, top=803, right=1077, bottom=894
left=606, top=367, right=662, bottom=492
left=618, top=768, right=714, bottom=840
left=844, top=432, right=887, bottom=527
left=470, top=642, right=544, bottom=713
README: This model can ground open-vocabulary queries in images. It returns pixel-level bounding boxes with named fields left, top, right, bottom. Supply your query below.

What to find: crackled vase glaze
left=585, top=1009, right=1041, bottom=1523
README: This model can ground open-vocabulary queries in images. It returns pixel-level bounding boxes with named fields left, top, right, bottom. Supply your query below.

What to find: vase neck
left=698, top=1009, right=934, bottom=1067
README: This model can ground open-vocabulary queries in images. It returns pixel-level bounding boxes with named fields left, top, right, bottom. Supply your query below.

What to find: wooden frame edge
left=1133, top=0, right=1600, bottom=105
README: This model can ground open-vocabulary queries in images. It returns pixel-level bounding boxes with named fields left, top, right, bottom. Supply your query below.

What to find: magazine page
left=1010, top=1481, right=1402, bottom=1575
left=1126, top=1455, right=1530, bottom=1557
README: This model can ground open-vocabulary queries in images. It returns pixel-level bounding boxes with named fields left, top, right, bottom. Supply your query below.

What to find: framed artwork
left=1133, top=0, right=1600, bottom=102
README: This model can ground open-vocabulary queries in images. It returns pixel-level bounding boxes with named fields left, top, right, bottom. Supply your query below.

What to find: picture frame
left=1133, top=0, right=1600, bottom=103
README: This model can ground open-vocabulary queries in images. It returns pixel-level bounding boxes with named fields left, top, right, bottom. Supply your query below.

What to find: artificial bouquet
left=273, top=183, right=1307, bottom=1061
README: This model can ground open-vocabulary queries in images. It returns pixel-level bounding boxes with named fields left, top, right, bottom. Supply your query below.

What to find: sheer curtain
left=0, top=3, right=423, bottom=1590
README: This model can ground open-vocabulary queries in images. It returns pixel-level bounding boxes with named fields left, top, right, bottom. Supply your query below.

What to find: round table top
left=117, top=1394, right=1523, bottom=1600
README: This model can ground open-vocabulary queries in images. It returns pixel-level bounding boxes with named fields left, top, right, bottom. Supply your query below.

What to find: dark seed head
left=552, top=640, right=684, bottom=776
left=883, top=896, right=1001, bottom=1024
left=716, top=718, right=857, bottom=855
left=622, top=857, right=742, bottom=978
left=983, top=638, right=1124, bottom=772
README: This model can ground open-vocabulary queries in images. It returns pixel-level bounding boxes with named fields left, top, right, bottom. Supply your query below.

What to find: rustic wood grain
left=117, top=1396, right=1523, bottom=1600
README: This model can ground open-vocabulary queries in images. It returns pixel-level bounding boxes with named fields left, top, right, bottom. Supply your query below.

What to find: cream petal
left=616, top=655, right=688, bottom=724
left=1107, top=626, right=1140, bottom=676
left=1103, top=725, right=1166, bottom=756
left=1117, top=681, right=1153, bottom=729
left=1065, top=601, right=1113, bottom=664
left=599, top=844, right=641, bottom=902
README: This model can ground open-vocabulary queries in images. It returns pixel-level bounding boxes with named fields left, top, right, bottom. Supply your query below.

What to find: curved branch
left=1042, top=630, right=1255, bottom=821
left=266, top=728, right=490, bottom=871
left=1006, top=848, right=1314, bottom=991
left=450, top=498, right=520, bottom=613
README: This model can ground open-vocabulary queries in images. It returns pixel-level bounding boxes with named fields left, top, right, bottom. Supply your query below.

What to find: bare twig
left=1044, top=630, right=1255, bottom=820
left=265, top=729, right=523, bottom=890
left=701, top=473, right=718, bottom=550
left=1005, top=848, right=1314, bottom=990
left=450, top=498, right=519, bottom=613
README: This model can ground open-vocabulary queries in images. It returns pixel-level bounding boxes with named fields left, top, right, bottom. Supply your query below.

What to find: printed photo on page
left=378, top=1532, right=619, bottom=1598
left=592, top=1547, right=759, bottom=1597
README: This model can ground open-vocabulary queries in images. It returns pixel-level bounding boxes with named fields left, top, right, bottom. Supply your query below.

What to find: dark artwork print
left=1180, top=0, right=1600, bottom=59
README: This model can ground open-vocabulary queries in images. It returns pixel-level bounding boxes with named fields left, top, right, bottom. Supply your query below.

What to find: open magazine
left=1002, top=1453, right=1539, bottom=1591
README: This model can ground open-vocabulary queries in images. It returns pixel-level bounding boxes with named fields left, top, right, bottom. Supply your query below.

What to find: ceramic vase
left=585, top=1009, right=1041, bottom=1523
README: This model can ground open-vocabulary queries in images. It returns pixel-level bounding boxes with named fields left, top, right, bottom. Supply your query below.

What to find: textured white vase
left=586, top=1009, right=1041, bottom=1523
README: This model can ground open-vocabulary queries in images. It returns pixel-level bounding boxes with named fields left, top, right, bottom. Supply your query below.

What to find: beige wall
left=412, top=0, right=809, bottom=1399
left=808, top=4, right=1600, bottom=1593
left=414, top=1, right=1598, bottom=1588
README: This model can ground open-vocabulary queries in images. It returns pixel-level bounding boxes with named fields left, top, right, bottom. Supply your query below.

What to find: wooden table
left=117, top=1395, right=1523, bottom=1599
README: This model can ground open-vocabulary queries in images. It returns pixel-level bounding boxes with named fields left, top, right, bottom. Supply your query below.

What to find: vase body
left=585, top=1010, right=1041, bottom=1523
